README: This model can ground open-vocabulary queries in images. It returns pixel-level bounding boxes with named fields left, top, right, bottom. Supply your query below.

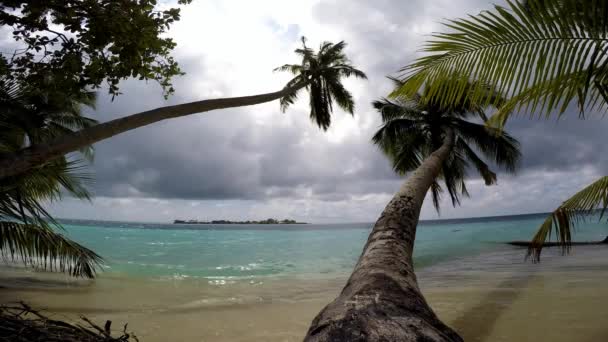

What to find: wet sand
left=2, top=246, right=608, bottom=341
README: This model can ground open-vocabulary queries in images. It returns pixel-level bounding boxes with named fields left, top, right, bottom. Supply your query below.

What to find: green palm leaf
left=275, top=37, right=367, bottom=130
left=0, top=77, right=101, bottom=277
left=440, top=147, right=470, bottom=207
left=373, top=81, right=521, bottom=211
left=0, top=221, right=102, bottom=278
left=456, top=139, right=497, bottom=185
left=529, top=176, right=608, bottom=261
left=396, top=0, right=608, bottom=121
left=452, top=118, right=521, bottom=172
left=0, top=157, right=97, bottom=277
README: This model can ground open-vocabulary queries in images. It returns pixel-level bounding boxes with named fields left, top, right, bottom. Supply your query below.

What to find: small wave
left=170, top=273, right=190, bottom=280
left=204, top=275, right=257, bottom=285
left=145, top=241, right=193, bottom=246
left=212, top=263, right=263, bottom=272
left=124, top=261, right=184, bottom=270
left=208, top=279, right=234, bottom=285
left=205, top=276, right=237, bottom=280
left=171, top=295, right=266, bottom=310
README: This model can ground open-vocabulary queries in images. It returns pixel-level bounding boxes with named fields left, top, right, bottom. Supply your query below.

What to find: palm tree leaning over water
left=0, top=38, right=365, bottom=278
left=0, top=78, right=102, bottom=278
left=305, top=81, right=520, bottom=342
left=393, top=0, right=608, bottom=260
left=0, top=37, right=366, bottom=179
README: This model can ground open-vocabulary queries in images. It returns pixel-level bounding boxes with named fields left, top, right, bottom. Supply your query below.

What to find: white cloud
left=35, top=0, right=608, bottom=223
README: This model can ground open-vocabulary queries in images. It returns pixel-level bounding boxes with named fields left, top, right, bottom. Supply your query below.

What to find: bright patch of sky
left=34, top=0, right=608, bottom=223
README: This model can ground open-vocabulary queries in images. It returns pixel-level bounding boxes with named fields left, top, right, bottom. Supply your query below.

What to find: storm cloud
left=40, top=0, right=608, bottom=223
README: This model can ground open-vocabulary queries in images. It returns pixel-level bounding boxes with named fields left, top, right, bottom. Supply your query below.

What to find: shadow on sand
left=583, top=328, right=608, bottom=342
left=449, top=271, right=537, bottom=342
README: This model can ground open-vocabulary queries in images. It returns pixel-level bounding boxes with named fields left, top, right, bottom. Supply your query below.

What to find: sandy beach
left=2, top=245, right=608, bottom=341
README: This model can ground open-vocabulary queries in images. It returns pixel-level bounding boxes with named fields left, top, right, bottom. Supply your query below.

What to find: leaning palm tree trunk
left=0, top=82, right=307, bottom=180
left=305, top=129, right=461, bottom=342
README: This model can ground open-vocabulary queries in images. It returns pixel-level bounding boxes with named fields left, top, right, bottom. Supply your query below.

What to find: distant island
left=173, top=218, right=307, bottom=224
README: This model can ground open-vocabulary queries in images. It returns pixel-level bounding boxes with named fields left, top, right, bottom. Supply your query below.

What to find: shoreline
left=2, top=245, right=608, bottom=341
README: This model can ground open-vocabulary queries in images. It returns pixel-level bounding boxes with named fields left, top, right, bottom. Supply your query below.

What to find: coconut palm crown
left=275, top=37, right=367, bottom=130
left=373, top=80, right=521, bottom=211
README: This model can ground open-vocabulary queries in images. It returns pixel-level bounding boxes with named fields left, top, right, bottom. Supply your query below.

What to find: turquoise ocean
left=4, top=213, right=608, bottom=342
left=59, top=213, right=608, bottom=282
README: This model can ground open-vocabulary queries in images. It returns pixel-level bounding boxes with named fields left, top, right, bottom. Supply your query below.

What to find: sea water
left=58, top=213, right=608, bottom=281
left=3, top=213, right=608, bottom=342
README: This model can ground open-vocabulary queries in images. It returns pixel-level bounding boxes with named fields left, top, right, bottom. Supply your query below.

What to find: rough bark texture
left=305, top=130, right=462, bottom=342
left=0, top=83, right=306, bottom=179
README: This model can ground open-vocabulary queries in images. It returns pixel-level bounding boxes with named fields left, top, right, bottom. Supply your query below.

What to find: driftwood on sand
left=507, top=236, right=608, bottom=247
left=0, top=302, right=138, bottom=342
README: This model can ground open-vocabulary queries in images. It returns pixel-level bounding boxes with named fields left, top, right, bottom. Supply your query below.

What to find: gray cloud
left=37, top=0, right=608, bottom=222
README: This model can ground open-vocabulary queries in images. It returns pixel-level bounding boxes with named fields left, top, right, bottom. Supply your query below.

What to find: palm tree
left=0, top=37, right=366, bottom=179
left=305, top=83, right=520, bottom=342
left=395, top=0, right=607, bottom=121
left=393, top=0, right=608, bottom=260
left=0, top=78, right=102, bottom=278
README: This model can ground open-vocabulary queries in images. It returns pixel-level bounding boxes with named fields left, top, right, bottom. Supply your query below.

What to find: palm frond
left=0, top=77, right=99, bottom=277
left=273, top=64, right=304, bottom=75
left=15, top=158, right=93, bottom=203
left=274, top=37, right=366, bottom=129
left=278, top=76, right=304, bottom=112
left=47, top=114, right=98, bottom=131
left=373, top=79, right=521, bottom=213
left=325, top=73, right=355, bottom=114
left=294, top=36, right=315, bottom=61
left=333, top=64, right=368, bottom=80
left=390, top=133, right=426, bottom=173
left=318, top=41, right=347, bottom=65
left=440, top=148, right=469, bottom=207
left=419, top=80, right=508, bottom=121
left=430, top=180, right=443, bottom=213
left=308, top=78, right=332, bottom=130
left=396, top=0, right=608, bottom=119
left=452, top=118, right=521, bottom=172
left=372, top=98, right=425, bottom=122
left=372, top=117, right=422, bottom=156
left=0, top=221, right=102, bottom=278
left=487, top=69, right=608, bottom=127
left=529, top=175, right=608, bottom=261
left=456, top=139, right=497, bottom=185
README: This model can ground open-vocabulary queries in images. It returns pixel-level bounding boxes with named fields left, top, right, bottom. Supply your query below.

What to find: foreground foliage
left=0, top=78, right=101, bottom=277
left=397, top=0, right=608, bottom=260
left=396, top=0, right=608, bottom=123
left=0, top=0, right=192, bottom=98
left=0, top=303, right=137, bottom=342
left=530, top=176, right=608, bottom=261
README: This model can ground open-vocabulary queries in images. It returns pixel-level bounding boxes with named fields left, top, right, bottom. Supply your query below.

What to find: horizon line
left=56, top=211, right=555, bottom=226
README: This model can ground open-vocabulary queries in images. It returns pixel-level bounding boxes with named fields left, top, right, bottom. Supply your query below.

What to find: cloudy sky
left=40, top=0, right=607, bottom=223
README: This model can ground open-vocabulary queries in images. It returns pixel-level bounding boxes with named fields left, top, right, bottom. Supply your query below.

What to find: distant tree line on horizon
left=173, top=218, right=306, bottom=225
